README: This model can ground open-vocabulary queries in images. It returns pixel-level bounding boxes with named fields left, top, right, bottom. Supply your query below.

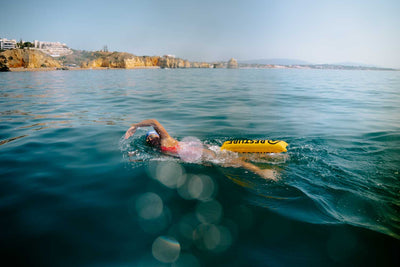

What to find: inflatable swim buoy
left=221, top=139, right=288, bottom=153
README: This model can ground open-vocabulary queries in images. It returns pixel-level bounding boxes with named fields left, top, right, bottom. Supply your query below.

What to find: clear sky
left=2, top=0, right=400, bottom=67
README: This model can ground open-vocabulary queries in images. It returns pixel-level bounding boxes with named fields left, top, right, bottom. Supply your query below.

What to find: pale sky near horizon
left=1, top=0, right=399, bottom=68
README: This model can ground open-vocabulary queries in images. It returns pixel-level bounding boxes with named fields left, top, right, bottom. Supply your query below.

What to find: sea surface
left=0, top=68, right=399, bottom=266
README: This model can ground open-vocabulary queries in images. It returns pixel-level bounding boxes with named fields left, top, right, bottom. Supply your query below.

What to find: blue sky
left=2, top=0, right=399, bottom=67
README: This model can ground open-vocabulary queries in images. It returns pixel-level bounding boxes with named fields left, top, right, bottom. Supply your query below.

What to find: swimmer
left=125, top=119, right=278, bottom=181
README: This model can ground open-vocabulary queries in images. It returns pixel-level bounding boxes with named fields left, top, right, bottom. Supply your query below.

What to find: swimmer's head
left=145, top=130, right=161, bottom=147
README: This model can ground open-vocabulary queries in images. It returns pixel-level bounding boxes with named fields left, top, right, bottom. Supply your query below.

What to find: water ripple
left=1, top=69, right=399, bottom=255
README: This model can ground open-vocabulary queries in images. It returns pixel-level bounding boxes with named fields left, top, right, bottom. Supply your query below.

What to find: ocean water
left=0, top=68, right=399, bottom=266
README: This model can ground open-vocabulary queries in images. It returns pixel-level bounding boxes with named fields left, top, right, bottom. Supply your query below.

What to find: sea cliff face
left=192, top=62, right=213, bottom=68
left=79, top=51, right=209, bottom=69
left=159, top=57, right=191, bottom=68
left=125, top=56, right=160, bottom=68
left=80, top=52, right=140, bottom=68
left=0, top=49, right=61, bottom=68
left=0, top=49, right=217, bottom=70
left=0, top=55, right=10, bottom=71
left=227, top=58, right=238, bottom=69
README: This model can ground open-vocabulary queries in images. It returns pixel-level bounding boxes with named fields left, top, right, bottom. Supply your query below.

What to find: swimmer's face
left=146, top=134, right=161, bottom=147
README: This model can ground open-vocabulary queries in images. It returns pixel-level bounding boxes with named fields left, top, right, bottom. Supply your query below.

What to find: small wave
left=279, top=135, right=400, bottom=239
left=363, top=131, right=400, bottom=142
left=0, top=135, right=29, bottom=146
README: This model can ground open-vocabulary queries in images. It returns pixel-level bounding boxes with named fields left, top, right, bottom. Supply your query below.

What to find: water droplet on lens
left=152, top=236, right=181, bottom=263
left=196, top=175, right=216, bottom=201
left=178, top=174, right=216, bottom=201
left=192, top=224, right=233, bottom=252
left=135, top=192, right=163, bottom=220
left=187, top=175, right=203, bottom=199
left=196, top=200, right=223, bottom=224
left=178, top=137, right=203, bottom=163
left=203, top=224, right=221, bottom=250
left=153, top=161, right=185, bottom=188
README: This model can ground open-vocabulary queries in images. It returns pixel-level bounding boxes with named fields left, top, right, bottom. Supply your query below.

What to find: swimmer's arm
left=125, top=119, right=171, bottom=139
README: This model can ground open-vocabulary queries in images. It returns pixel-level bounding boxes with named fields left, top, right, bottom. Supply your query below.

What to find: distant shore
left=2, top=49, right=398, bottom=72
left=7, top=66, right=398, bottom=72
left=8, top=66, right=162, bottom=72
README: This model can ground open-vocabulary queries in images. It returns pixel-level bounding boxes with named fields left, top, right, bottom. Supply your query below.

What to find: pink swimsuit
left=161, top=144, right=180, bottom=154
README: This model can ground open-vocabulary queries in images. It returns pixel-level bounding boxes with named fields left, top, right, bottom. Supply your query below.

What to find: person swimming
left=125, top=119, right=278, bottom=181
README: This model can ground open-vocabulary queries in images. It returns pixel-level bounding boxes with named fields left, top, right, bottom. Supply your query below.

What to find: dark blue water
left=1, top=69, right=399, bottom=266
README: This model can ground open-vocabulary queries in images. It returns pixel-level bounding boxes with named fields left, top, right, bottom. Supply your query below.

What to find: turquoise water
left=0, top=69, right=399, bottom=266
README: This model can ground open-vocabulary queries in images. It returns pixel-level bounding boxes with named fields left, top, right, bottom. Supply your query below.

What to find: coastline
left=9, top=67, right=63, bottom=72
left=8, top=66, right=162, bottom=72
left=2, top=49, right=397, bottom=72
left=7, top=66, right=398, bottom=72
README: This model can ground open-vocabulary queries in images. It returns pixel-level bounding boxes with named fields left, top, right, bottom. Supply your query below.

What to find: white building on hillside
left=34, top=40, right=73, bottom=57
left=0, top=38, right=17, bottom=50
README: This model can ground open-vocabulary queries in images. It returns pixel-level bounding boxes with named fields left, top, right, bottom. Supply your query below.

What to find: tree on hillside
left=17, top=40, right=34, bottom=49
left=24, top=42, right=34, bottom=48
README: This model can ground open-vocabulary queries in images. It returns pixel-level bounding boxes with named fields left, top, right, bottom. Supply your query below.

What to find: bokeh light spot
left=178, top=137, right=203, bottom=163
left=153, top=161, right=185, bottom=189
left=135, top=192, right=163, bottom=220
left=196, top=200, right=223, bottom=224
left=152, top=236, right=181, bottom=263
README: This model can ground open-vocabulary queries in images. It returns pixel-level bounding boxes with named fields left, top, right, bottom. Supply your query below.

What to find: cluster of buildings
left=0, top=37, right=73, bottom=57
left=0, top=38, right=17, bottom=50
left=33, top=40, right=73, bottom=57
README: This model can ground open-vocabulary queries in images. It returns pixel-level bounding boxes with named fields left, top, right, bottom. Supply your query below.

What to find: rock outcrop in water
left=191, top=62, right=213, bottom=68
left=158, top=56, right=191, bottom=68
left=227, top=58, right=238, bottom=69
left=0, top=49, right=61, bottom=68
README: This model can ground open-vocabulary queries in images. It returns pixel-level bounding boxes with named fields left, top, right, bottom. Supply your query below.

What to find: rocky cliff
left=0, top=49, right=214, bottom=70
left=79, top=51, right=210, bottom=69
left=227, top=58, right=238, bottom=69
left=0, top=55, right=10, bottom=71
left=191, top=62, right=212, bottom=68
left=125, top=56, right=160, bottom=68
left=79, top=52, right=150, bottom=68
left=0, top=49, right=61, bottom=68
left=159, top=57, right=192, bottom=68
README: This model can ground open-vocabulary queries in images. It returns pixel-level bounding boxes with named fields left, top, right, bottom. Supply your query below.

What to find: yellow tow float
left=221, top=139, right=288, bottom=153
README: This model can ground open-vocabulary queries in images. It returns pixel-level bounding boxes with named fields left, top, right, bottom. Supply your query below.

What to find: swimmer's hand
left=125, top=126, right=137, bottom=139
